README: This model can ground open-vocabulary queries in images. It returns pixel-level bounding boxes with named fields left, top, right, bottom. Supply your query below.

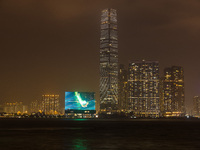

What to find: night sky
left=1, top=0, right=200, bottom=111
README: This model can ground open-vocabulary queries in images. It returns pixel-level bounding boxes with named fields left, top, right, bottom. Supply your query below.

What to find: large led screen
left=65, top=92, right=95, bottom=110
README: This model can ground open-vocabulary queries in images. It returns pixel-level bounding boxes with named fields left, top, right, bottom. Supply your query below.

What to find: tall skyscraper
left=128, top=60, right=160, bottom=117
left=100, top=9, right=118, bottom=113
left=163, top=66, right=185, bottom=116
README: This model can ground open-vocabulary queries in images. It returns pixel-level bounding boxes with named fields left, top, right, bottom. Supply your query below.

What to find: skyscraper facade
left=118, top=64, right=128, bottom=112
left=159, top=77, right=165, bottom=116
left=42, top=95, right=60, bottom=115
left=30, top=100, right=41, bottom=113
left=100, top=9, right=118, bottom=113
left=193, top=96, right=200, bottom=117
left=163, top=66, right=185, bottom=116
left=128, top=60, right=160, bottom=117
left=3, top=102, right=28, bottom=114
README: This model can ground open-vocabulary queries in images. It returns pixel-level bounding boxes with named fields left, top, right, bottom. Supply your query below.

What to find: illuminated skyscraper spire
left=100, top=8, right=118, bottom=113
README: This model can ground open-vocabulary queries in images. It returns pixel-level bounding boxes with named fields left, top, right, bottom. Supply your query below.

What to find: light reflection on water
left=72, top=138, right=88, bottom=150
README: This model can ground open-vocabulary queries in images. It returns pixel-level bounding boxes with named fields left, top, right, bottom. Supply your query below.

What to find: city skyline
left=1, top=0, right=200, bottom=112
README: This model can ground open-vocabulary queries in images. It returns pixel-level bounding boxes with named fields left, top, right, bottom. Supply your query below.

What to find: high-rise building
left=159, top=77, right=165, bottom=116
left=193, top=96, right=200, bottom=117
left=163, top=66, right=185, bottom=116
left=42, top=95, right=60, bottom=115
left=128, top=60, right=160, bottom=117
left=100, top=8, right=118, bottom=113
left=3, top=103, right=15, bottom=114
left=30, top=100, right=41, bottom=113
left=118, top=64, right=128, bottom=112
left=3, top=102, right=28, bottom=114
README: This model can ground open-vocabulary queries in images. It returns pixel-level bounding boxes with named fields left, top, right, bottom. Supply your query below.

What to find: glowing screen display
left=65, top=92, right=95, bottom=110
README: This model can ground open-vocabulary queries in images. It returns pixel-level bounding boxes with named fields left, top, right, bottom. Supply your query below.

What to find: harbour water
left=0, top=119, right=200, bottom=150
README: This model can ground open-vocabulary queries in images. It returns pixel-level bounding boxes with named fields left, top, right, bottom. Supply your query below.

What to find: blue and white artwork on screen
left=65, top=92, right=95, bottom=110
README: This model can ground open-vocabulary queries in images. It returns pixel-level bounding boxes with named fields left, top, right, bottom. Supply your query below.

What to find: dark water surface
left=0, top=119, right=200, bottom=150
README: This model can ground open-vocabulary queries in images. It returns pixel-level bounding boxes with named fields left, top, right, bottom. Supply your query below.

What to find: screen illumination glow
left=65, top=92, right=95, bottom=110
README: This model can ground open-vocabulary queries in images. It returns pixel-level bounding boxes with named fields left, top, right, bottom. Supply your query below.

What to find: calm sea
left=0, top=118, right=200, bottom=150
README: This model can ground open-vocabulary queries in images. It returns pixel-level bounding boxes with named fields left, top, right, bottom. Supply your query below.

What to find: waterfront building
left=118, top=64, right=128, bottom=112
left=128, top=60, right=160, bottom=117
left=159, top=77, right=165, bottom=116
left=30, top=100, right=42, bottom=113
left=3, top=102, right=28, bottom=114
left=100, top=8, right=119, bottom=113
left=0, top=105, right=3, bottom=112
left=3, top=103, right=15, bottom=113
left=163, top=66, right=185, bottom=116
left=41, top=95, right=59, bottom=115
left=192, top=96, right=200, bottom=117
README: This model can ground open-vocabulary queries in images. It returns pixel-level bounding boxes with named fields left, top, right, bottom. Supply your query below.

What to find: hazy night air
left=1, top=0, right=200, bottom=112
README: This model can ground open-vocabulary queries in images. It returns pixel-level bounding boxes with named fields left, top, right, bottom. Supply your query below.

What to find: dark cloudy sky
left=1, top=0, right=200, bottom=111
